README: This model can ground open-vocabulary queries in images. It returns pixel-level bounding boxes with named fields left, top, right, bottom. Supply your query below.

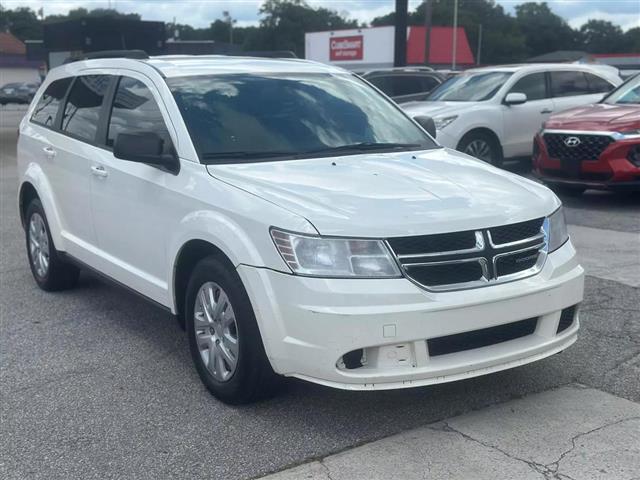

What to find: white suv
left=18, top=55, right=584, bottom=403
left=402, top=64, right=622, bottom=165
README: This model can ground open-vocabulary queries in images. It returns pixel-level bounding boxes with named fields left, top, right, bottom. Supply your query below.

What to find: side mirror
left=413, top=115, right=437, bottom=138
left=504, top=92, right=527, bottom=105
left=114, top=132, right=179, bottom=174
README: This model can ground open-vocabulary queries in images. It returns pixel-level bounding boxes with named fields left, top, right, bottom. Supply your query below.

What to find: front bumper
left=238, top=241, right=584, bottom=390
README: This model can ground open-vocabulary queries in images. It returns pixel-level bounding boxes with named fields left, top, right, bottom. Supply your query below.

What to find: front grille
left=495, top=248, right=540, bottom=276
left=387, top=230, right=476, bottom=256
left=489, top=218, right=544, bottom=245
left=427, top=317, right=538, bottom=357
left=557, top=305, right=577, bottom=333
left=387, top=219, right=546, bottom=291
left=406, top=261, right=484, bottom=287
left=543, top=133, right=613, bottom=161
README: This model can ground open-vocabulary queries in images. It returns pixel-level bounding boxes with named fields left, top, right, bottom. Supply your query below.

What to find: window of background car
left=427, top=72, right=512, bottom=102
left=168, top=73, right=436, bottom=162
left=392, top=76, right=425, bottom=96
left=584, top=73, right=613, bottom=94
left=508, top=72, right=547, bottom=101
left=30, top=77, right=72, bottom=127
left=107, top=77, right=173, bottom=154
left=61, top=75, right=112, bottom=142
left=603, top=75, right=640, bottom=104
left=550, top=71, right=590, bottom=97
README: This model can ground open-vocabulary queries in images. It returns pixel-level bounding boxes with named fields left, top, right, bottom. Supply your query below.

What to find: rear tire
left=185, top=255, right=280, bottom=404
left=458, top=132, right=503, bottom=167
left=25, top=199, right=80, bottom=291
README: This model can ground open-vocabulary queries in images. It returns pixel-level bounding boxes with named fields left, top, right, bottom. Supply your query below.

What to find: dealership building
left=305, top=26, right=475, bottom=71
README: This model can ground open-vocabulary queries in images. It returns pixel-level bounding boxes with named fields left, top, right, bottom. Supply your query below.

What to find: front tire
left=185, top=256, right=280, bottom=404
left=458, top=132, right=503, bottom=166
left=25, top=199, right=80, bottom=291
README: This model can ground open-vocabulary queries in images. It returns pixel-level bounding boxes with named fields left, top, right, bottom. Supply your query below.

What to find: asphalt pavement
left=1, top=106, right=638, bottom=479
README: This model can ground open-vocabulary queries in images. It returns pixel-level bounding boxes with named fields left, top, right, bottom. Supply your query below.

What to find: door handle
left=43, top=146, right=56, bottom=158
left=91, top=165, right=108, bottom=178
left=540, top=108, right=553, bottom=114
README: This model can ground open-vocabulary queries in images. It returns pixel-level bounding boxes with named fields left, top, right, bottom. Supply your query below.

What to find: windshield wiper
left=301, top=142, right=423, bottom=156
left=201, top=151, right=297, bottom=162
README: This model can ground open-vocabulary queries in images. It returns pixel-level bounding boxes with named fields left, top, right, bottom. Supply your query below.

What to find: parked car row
left=0, top=82, right=40, bottom=105
left=400, top=64, right=638, bottom=193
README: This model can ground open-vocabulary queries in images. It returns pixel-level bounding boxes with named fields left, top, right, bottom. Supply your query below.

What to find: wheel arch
left=18, top=181, right=39, bottom=228
left=172, top=239, right=236, bottom=329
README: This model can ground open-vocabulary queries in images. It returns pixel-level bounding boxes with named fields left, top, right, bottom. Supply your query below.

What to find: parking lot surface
left=1, top=107, right=639, bottom=479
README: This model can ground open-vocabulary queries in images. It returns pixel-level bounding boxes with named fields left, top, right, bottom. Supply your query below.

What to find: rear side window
left=550, top=71, right=590, bottom=97
left=30, top=78, right=72, bottom=127
left=107, top=77, right=173, bottom=153
left=508, top=72, right=547, bottom=101
left=61, top=75, right=112, bottom=142
left=392, top=76, right=425, bottom=96
left=585, top=73, right=614, bottom=93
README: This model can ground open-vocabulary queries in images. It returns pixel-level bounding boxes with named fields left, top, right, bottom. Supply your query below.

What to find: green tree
left=515, top=2, right=577, bottom=57
left=623, top=27, right=640, bottom=52
left=45, top=8, right=140, bottom=23
left=578, top=19, right=626, bottom=53
left=0, top=6, right=42, bottom=40
left=255, top=0, right=359, bottom=56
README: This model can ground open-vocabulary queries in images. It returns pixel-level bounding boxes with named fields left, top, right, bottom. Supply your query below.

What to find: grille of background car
left=543, top=133, right=613, bottom=161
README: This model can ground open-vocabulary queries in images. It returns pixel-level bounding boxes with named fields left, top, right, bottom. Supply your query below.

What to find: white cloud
left=568, top=10, right=640, bottom=31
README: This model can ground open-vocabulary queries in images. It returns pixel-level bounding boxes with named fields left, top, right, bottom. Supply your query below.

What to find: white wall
left=305, top=27, right=395, bottom=71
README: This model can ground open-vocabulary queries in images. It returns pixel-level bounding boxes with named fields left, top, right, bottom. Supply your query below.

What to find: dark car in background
left=362, top=67, right=444, bottom=104
left=533, top=74, right=640, bottom=194
left=0, top=82, right=40, bottom=105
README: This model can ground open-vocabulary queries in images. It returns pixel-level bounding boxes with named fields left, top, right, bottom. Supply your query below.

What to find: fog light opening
left=342, top=349, right=365, bottom=370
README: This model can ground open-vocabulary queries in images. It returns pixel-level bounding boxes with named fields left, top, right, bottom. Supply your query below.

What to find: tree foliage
left=0, top=1, right=637, bottom=64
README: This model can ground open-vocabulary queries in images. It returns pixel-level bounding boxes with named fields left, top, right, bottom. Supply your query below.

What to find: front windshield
left=167, top=73, right=437, bottom=163
left=427, top=71, right=513, bottom=102
left=603, top=75, right=640, bottom=105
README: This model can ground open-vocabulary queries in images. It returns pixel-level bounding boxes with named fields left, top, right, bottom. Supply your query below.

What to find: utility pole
left=451, top=0, right=458, bottom=70
left=394, top=0, right=408, bottom=67
left=222, top=11, right=237, bottom=44
left=477, top=24, right=482, bottom=66
left=424, top=0, right=432, bottom=66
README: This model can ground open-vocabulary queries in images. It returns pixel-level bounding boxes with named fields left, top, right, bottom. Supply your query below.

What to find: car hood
left=545, top=103, right=640, bottom=131
left=401, top=101, right=477, bottom=118
left=206, top=149, right=558, bottom=237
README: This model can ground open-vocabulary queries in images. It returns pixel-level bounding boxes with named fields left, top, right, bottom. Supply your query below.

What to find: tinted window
left=61, top=75, right=111, bottom=142
left=168, top=73, right=436, bottom=163
left=585, top=73, right=613, bottom=93
left=30, top=78, right=72, bottom=127
left=392, top=76, right=425, bottom=96
left=550, top=71, right=590, bottom=97
left=420, top=76, right=440, bottom=93
left=107, top=77, right=173, bottom=153
left=508, top=72, right=546, bottom=101
left=368, top=76, right=393, bottom=96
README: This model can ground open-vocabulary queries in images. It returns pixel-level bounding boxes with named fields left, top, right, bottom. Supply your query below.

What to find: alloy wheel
left=193, top=282, right=239, bottom=382
left=28, top=213, right=50, bottom=278
left=464, top=139, right=493, bottom=163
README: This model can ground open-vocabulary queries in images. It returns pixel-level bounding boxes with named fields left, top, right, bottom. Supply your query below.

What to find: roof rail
left=64, top=50, right=149, bottom=64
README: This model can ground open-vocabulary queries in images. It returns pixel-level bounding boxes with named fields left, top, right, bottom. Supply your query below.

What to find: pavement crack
left=319, top=458, right=336, bottom=480
left=544, top=417, right=640, bottom=478
left=439, top=422, right=548, bottom=478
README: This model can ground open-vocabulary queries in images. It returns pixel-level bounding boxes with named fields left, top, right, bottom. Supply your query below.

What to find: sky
left=4, top=0, right=640, bottom=31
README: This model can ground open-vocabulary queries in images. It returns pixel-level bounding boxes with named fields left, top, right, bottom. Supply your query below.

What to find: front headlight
left=543, top=206, right=569, bottom=253
left=434, top=115, right=458, bottom=130
left=271, top=229, right=401, bottom=278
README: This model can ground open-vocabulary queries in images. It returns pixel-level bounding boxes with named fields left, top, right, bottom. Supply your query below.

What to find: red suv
left=533, top=74, right=640, bottom=194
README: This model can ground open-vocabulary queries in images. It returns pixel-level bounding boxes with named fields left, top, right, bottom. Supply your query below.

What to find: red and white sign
left=329, top=35, right=363, bottom=61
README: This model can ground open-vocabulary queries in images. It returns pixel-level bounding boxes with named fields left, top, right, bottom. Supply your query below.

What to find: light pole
left=452, top=0, right=458, bottom=70
left=222, top=11, right=237, bottom=44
